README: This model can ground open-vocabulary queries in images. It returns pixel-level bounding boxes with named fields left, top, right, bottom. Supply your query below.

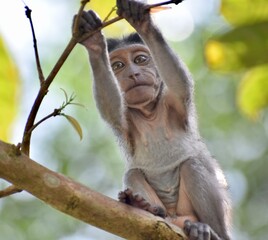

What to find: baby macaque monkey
left=73, top=0, right=231, bottom=239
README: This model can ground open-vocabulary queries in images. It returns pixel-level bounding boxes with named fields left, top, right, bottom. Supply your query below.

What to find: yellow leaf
left=63, top=114, right=83, bottom=140
left=205, top=22, right=268, bottom=72
left=204, top=40, right=227, bottom=71
left=85, top=0, right=134, bottom=37
left=0, top=36, right=20, bottom=142
left=237, top=65, right=268, bottom=119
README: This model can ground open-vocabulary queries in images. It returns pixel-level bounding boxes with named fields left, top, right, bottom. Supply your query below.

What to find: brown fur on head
left=107, top=32, right=144, bottom=53
left=108, top=34, right=164, bottom=108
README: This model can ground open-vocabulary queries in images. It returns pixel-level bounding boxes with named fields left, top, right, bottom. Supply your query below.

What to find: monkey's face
left=110, top=44, right=161, bottom=108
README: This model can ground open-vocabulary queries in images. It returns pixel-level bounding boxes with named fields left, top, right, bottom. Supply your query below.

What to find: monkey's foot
left=118, top=188, right=166, bottom=218
left=184, top=220, right=222, bottom=240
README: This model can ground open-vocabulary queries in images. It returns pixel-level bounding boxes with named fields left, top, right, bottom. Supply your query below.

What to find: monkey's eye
left=134, top=55, right=149, bottom=65
left=111, top=61, right=125, bottom=71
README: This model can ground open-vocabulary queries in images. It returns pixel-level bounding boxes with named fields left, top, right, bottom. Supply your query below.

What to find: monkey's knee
left=123, top=168, right=145, bottom=186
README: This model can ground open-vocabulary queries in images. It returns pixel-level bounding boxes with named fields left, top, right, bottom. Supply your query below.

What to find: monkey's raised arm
left=141, top=28, right=194, bottom=101
left=117, top=0, right=193, bottom=103
left=75, top=11, right=126, bottom=130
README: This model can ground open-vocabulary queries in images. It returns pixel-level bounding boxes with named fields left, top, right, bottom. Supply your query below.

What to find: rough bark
left=0, top=140, right=185, bottom=240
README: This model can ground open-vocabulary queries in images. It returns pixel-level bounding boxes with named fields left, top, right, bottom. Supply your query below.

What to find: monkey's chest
left=130, top=126, right=195, bottom=170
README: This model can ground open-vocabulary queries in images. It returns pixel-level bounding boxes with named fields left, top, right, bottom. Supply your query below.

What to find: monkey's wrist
left=86, top=45, right=105, bottom=55
left=136, top=22, right=158, bottom=39
left=82, top=40, right=106, bottom=57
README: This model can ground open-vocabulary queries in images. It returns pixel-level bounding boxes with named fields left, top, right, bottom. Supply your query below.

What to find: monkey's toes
left=148, top=205, right=166, bottom=218
left=118, top=191, right=127, bottom=203
left=184, top=220, right=214, bottom=240
left=118, top=188, right=133, bottom=204
left=118, top=189, right=151, bottom=210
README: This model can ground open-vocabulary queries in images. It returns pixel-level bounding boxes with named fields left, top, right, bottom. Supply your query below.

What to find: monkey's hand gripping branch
left=78, top=0, right=184, bottom=43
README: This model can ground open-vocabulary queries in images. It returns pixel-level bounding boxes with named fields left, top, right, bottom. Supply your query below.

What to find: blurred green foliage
left=205, top=0, right=268, bottom=119
left=0, top=0, right=268, bottom=240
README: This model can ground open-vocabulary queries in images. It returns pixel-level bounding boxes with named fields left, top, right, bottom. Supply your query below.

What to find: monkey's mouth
left=126, top=84, right=151, bottom=92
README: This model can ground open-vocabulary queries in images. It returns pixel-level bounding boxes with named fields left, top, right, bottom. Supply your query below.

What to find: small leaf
left=70, top=102, right=86, bottom=108
left=237, top=64, right=268, bottom=119
left=62, top=114, right=83, bottom=140
left=60, top=88, right=68, bottom=103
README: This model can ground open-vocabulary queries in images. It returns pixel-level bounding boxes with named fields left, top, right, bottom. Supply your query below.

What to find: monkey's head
left=107, top=33, right=163, bottom=109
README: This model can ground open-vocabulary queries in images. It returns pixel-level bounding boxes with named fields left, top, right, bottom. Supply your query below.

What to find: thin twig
left=73, top=0, right=90, bottom=38
left=21, top=2, right=89, bottom=156
left=25, top=6, right=45, bottom=84
left=103, top=6, right=117, bottom=22
left=27, top=93, right=77, bottom=135
left=0, top=185, right=22, bottom=198
left=27, top=109, right=61, bottom=134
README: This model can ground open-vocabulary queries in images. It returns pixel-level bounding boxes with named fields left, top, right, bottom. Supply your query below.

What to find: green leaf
left=237, top=64, right=268, bottom=119
left=0, top=36, right=20, bottom=142
left=221, top=0, right=268, bottom=26
left=205, top=22, right=268, bottom=72
left=69, top=102, right=86, bottom=108
left=62, top=114, right=83, bottom=140
left=60, top=88, right=68, bottom=103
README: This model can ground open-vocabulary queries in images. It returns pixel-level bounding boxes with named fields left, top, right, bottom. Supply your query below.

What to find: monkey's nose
left=129, top=72, right=140, bottom=78
left=129, top=73, right=142, bottom=84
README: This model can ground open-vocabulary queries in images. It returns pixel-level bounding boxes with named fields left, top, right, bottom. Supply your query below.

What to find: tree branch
left=0, top=140, right=185, bottom=240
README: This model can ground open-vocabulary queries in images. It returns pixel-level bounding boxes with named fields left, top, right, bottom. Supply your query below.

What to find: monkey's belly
left=143, top=166, right=180, bottom=206
left=130, top=128, right=199, bottom=170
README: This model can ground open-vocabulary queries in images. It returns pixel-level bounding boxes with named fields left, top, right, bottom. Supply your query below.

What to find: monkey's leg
left=119, top=169, right=167, bottom=217
left=178, top=158, right=231, bottom=240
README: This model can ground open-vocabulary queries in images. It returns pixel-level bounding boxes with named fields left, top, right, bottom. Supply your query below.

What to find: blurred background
left=0, top=0, right=268, bottom=239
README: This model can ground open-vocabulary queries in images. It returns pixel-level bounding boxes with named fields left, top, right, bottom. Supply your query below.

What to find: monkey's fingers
left=116, top=0, right=148, bottom=24
left=116, top=0, right=126, bottom=17
left=210, top=228, right=222, bottom=240
left=82, top=10, right=102, bottom=30
left=184, top=220, right=201, bottom=239
left=183, top=219, right=192, bottom=235
left=183, top=220, right=223, bottom=240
